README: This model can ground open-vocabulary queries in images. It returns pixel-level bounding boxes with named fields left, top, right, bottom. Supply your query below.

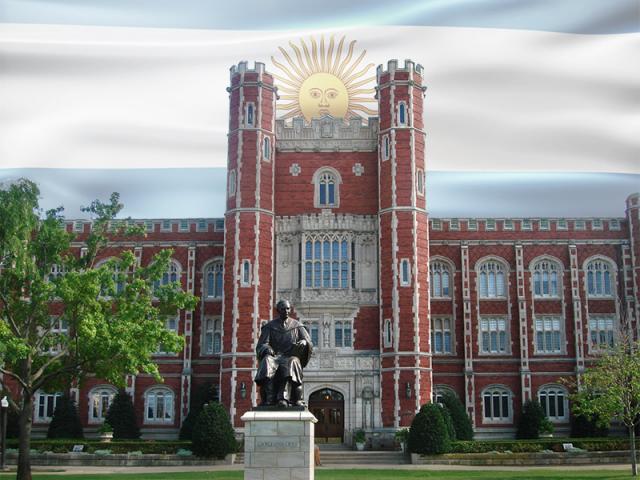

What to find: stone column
left=241, top=410, right=317, bottom=480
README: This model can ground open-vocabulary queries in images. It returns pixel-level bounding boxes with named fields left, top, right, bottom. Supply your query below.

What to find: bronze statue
left=255, top=300, right=312, bottom=407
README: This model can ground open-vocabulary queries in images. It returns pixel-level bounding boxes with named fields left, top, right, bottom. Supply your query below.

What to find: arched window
left=96, top=257, right=125, bottom=295
left=34, top=391, right=63, bottom=422
left=303, top=236, right=352, bottom=289
left=48, top=264, right=66, bottom=282
left=263, top=136, right=271, bottom=161
left=382, top=135, right=390, bottom=161
left=433, top=385, right=456, bottom=405
left=400, top=259, right=411, bottom=286
left=204, top=261, right=223, bottom=299
left=430, top=261, right=451, bottom=298
left=88, top=386, right=117, bottom=423
left=246, top=103, right=255, bottom=127
left=228, top=169, right=237, bottom=198
left=416, top=168, right=425, bottom=196
left=318, top=172, right=337, bottom=207
left=383, top=319, right=393, bottom=348
left=532, top=260, right=560, bottom=297
left=144, top=387, right=174, bottom=424
left=203, top=317, right=222, bottom=354
left=241, top=259, right=251, bottom=287
left=398, top=102, right=407, bottom=126
left=538, top=385, right=568, bottom=421
left=586, top=259, right=613, bottom=297
left=482, top=386, right=512, bottom=422
left=478, top=260, right=506, bottom=298
left=154, top=260, right=180, bottom=291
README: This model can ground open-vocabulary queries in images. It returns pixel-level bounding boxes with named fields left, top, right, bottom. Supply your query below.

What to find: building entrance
left=309, top=388, right=344, bottom=443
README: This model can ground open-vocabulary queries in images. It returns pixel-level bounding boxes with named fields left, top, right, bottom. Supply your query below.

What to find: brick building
left=25, top=59, right=640, bottom=442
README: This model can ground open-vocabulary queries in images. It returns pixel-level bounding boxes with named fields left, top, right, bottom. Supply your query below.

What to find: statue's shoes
left=277, top=400, right=289, bottom=408
left=295, top=400, right=307, bottom=407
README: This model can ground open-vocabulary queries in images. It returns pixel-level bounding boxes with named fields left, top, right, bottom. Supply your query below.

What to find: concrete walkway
left=0, top=463, right=630, bottom=475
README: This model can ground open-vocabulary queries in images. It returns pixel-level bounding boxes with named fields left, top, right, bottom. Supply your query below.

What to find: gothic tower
left=221, top=61, right=277, bottom=425
left=377, top=60, right=431, bottom=427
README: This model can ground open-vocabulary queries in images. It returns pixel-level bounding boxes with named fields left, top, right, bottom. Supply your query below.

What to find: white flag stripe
left=0, top=23, right=638, bottom=173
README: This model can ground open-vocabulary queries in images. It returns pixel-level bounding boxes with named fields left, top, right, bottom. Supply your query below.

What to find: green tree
left=570, top=329, right=640, bottom=476
left=407, top=403, right=451, bottom=455
left=104, top=390, right=140, bottom=439
left=0, top=179, right=197, bottom=480
left=191, top=402, right=238, bottom=459
left=47, top=395, right=84, bottom=439
left=440, top=392, right=474, bottom=440
left=180, top=383, right=219, bottom=440
left=516, top=399, right=546, bottom=439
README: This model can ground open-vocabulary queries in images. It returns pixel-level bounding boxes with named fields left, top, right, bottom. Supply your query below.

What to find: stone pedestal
left=241, top=409, right=317, bottom=480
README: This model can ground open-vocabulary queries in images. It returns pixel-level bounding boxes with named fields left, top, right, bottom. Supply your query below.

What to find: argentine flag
left=0, top=0, right=638, bottom=218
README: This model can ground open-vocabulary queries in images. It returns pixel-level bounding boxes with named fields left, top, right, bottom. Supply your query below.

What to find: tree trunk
left=630, top=425, right=638, bottom=477
left=17, top=393, right=33, bottom=480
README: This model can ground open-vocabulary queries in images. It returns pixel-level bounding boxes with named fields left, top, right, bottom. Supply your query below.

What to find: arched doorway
left=309, top=388, right=344, bottom=443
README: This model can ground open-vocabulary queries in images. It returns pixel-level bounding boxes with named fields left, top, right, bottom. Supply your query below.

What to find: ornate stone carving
left=352, top=163, right=364, bottom=176
left=289, top=163, right=301, bottom=176
left=275, top=116, right=379, bottom=152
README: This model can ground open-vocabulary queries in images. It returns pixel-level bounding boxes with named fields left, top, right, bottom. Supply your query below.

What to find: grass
left=0, top=470, right=637, bottom=480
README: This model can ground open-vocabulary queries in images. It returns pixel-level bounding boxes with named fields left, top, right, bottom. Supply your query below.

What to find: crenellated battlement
left=275, top=115, right=379, bottom=152
left=229, top=60, right=267, bottom=79
left=376, top=59, right=424, bottom=82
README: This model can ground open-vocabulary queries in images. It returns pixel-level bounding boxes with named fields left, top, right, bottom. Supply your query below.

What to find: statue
left=255, top=300, right=313, bottom=407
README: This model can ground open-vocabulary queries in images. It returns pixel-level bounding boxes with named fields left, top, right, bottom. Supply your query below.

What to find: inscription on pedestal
left=255, top=438, right=300, bottom=451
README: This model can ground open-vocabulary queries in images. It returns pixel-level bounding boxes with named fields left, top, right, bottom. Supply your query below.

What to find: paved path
left=0, top=463, right=629, bottom=475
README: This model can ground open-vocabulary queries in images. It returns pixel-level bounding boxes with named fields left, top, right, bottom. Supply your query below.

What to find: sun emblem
left=271, top=35, right=377, bottom=122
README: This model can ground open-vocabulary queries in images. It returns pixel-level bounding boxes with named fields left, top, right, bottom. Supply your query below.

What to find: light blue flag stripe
left=1, top=0, right=638, bottom=34
left=1, top=169, right=637, bottom=219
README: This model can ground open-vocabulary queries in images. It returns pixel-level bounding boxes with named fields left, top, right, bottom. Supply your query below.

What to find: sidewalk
left=0, top=463, right=629, bottom=475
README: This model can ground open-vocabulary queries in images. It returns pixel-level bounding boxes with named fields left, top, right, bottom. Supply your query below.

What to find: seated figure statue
left=255, top=299, right=313, bottom=407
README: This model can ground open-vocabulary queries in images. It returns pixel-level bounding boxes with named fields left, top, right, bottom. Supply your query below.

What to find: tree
left=571, top=329, right=640, bottom=476
left=516, top=399, right=546, bottom=439
left=0, top=179, right=197, bottom=480
left=105, top=390, right=140, bottom=439
left=47, top=395, right=84, bottom=439
left=180, top=382, right=219, bottom=440
left=407, top=403, right=451, bottom=455
left=191, top=402, right=238, bottom=459
left=440, top=392, right=474, bottom=440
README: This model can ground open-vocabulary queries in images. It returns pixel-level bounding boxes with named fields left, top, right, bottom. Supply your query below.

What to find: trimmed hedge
left=448, top=437, right=634, bottom=454
left=440, top=392, right=473, bottom=441
left=516, top=399, right=546, bottom=439
left=191, top=402, right=237, bottom=459
left=5, top=439, right=192, bottom=455
left=47, top=396, right=84, bottom=439
left=105, top=390, right=140, bottom=440
left=408, top=403, right=451, bottom=454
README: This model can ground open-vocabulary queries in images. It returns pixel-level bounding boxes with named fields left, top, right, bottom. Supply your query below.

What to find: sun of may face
left=299, top=73, right=349, bottom=120
left=272, top=35, right=377, bottom=122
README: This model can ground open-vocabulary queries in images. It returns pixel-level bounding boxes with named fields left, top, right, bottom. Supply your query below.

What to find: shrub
left=180, top=383, right=219, bottom=440
left=440, top=392, right=473, bottom=440
left=47, top=396, right=84, bottom=439
left=570, top=413, right=609, bottom=438
left=440, top=406, right=456, bottom=441
left=408, top=403, right=451, bottom=455
left=191, top=402, right=237, bottom=459
left=105, top=390, right=140, bottom=440
left=6, top=439, right=193, bottom=455
left=516, top=399, right=546, bottom=439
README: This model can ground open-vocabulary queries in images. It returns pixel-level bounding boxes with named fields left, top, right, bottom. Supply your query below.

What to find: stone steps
left=236, top=450, right=409, bottom=465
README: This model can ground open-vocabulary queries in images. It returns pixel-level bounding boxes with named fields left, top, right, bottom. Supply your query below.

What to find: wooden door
left=309, top=388, right=344, bottom=443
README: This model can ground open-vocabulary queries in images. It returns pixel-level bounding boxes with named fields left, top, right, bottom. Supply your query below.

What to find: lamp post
left=0, top=396, right=8, bottom=471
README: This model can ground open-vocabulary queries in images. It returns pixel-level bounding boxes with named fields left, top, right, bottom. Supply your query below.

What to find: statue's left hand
left=297, top=339, right=307, bottom=347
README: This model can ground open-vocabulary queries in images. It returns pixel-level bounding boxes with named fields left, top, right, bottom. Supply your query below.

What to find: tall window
left=383, top=319, right=393, bottom=348
left=205, top=262, right=223, bottom=299
left=35, top=391, right=63, bottom=422
left=203, top=317, right=222, bottom=354
left=318, top=172, right=337, bottom=207
left=304, top=321, right=320, bottom=348
left=535, top=316, right=563, bottom=354
left=482, top=386, right=512, bottom=422
left=478, top=260, right=506, bottom=298
left=89, top=386, right=116, bottom=423
left=156, top=316, right=179, bottom=354
left=48, top=317, right=69, bottom=354
left=334, top=321, right=352, bottom=348
left=586, top=260, right=613, bottom=297
left=145, top=387, right=174, bottom=424
left=228, top=169, right=237, bottom=197
left=263, top=136, right=271, bottom=161
left=97, top=258, right=125, bottom=295
left=154, top=261, right=180, bottom=291
left=246, top=103, right=255, bottom=127
left=303, top=237, right=353, bottom=289
left=398, top=102, right=407, bottom=125
left=382, top=135, right=390, bottom=160
left=416, top=168, right=425, bottom=196
left=480, top=316, right=508, bottom=354
left=241, top=260, right=251, bottom=286
left=431, top=317, right=453, bottom=354
left=400, top=259, right=411, bottom=286
left=430, top=261, right=451, bottom=298
left=532, top=260, right=560, bottom=297
left=589, top=315, right=615, bottom=350
left=538, top=386, right=568, bottom=421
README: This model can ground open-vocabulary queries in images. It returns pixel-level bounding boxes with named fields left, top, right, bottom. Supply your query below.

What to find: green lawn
left=0, top=470, right=636, bottom=480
